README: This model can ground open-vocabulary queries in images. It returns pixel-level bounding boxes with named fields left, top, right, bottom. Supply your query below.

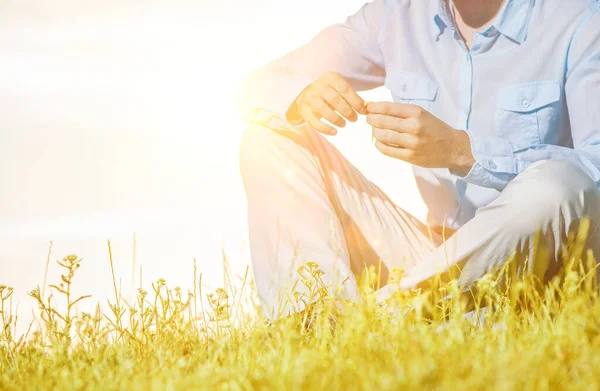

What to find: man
left=237, top=0, right=600, bottom=320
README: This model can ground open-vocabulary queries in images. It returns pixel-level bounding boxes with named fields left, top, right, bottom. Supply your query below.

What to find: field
left=2, top=227, right=600, bottom=391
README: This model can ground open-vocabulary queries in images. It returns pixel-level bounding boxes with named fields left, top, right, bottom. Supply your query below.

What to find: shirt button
left=402, top=83, right=408, bottom=92
left=463, top=108, right=469, bottom=115
left=488, top=161, right=497, bottom=170
left=522, top=99, right=530, bottom=108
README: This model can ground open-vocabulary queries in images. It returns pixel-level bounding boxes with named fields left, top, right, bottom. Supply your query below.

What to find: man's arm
left=235, top=0, right=388, bottom=125
left=455, top=5, right=600, bottom=191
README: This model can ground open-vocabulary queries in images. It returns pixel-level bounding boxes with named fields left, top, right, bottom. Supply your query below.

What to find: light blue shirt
left=238, top=0, right=600, bottom=230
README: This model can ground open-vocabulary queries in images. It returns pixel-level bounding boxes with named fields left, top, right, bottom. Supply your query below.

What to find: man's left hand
left=366, top=102, right=475, bottom=175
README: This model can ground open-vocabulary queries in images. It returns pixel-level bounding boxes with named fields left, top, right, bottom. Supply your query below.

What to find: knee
left=524, top=160, right=597, bottom=201
left=239, top=122, right=310, bottom=183
left=511, top=160, right=600, bottom=224
left=239, top=123, right=273, bottom=163
left=239, top=123, right=278, bottom=180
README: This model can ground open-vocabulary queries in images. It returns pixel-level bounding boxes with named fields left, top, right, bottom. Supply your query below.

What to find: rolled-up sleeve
left=457, top=4, right=600, bottom=192
left=235, top=0, right=388, bottom=123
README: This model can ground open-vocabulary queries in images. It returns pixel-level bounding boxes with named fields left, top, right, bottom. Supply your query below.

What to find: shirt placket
left=458, top=51, right=473, bottom=129
left=452, top=28, right=481, bottom=226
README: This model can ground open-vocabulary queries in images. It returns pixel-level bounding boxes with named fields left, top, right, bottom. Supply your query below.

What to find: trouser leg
left=395, top=160, right=600, bottom=292
left=240, top=121, right=439, bottom=320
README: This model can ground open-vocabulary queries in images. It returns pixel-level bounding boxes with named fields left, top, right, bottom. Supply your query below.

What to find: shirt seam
left=565, top=2, right=600, bottom=79
left=378, top=0, right=396, bottom=71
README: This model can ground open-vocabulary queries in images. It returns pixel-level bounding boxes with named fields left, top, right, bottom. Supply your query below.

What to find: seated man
left=237, top=0, right=600, bottom=320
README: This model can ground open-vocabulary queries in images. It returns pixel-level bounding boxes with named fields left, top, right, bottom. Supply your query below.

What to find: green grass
left=2, top=224, right=600, bottom=390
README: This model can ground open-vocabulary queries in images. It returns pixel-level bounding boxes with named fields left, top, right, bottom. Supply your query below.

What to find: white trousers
left=240, top=122, right=600, bottom=320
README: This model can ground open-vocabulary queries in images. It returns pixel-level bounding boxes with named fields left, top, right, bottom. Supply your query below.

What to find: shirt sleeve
left=235, top=0, right=388, bottom=124
left=457, top=4, right=600, bottom=192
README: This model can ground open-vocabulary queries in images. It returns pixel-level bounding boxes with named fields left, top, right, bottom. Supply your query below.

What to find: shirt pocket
left=384, top=70, right=439, bottom=112
left=496, top=81, right=561, bottom=149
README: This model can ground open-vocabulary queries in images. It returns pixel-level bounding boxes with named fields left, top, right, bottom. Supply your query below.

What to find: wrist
left=286, top=98, right=302, bottom=124
left=450, top=130, right=475, bottom=175
left=286, top=87, right=312, bottom=125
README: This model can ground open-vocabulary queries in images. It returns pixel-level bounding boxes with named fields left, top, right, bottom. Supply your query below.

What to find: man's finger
left=374, top=140, right=413, bottom=162
left=322, top=88, right=358, bottom=123
left=310, top=98, right=346, bottom=128
left=372, top=127, right=418, bottom=148
left=303, top=109, right=337, bottom=135
left=367, top=102, right=424, bottom=118
left=366, top=114, right=416, bottom=133
left=327, top=76, right=367, bottom=115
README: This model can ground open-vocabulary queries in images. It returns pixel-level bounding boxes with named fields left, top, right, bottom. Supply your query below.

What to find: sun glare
left=0, top=0, right=426, bottom=338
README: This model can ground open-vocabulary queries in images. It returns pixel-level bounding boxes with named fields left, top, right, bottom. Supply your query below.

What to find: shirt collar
left=431, top=0, right=453, bottom=40
left=432, top=0, right=534, bottom=44
left=493, top=0, right=534, bottom=44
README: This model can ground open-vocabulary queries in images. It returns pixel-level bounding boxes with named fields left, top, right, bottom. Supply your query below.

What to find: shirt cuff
left=454, top=130, right=518, bottom=190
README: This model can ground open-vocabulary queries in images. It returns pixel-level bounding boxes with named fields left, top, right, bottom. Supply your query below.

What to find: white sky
left=0, top=0, right=426, bottom=331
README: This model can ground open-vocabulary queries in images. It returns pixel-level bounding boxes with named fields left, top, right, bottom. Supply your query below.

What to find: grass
left=2, top=224, right=600, bottom=390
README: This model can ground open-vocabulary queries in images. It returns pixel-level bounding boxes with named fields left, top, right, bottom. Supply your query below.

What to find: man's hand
left=286, top=72, right=367, bottom=135
left=366, top=102, right=475, bottom=175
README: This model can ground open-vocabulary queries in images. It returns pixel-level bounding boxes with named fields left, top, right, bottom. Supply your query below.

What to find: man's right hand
left=286, top=72, right=367, bottom=135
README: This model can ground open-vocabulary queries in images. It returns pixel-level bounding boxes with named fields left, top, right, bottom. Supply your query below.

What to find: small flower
left=28, top=287, right=41, bottom=300
left=306, top=262, right=319, bottom=270
left=318, top=288, right=329, bottom=298
left=65, top=254, right=79, bottom=265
